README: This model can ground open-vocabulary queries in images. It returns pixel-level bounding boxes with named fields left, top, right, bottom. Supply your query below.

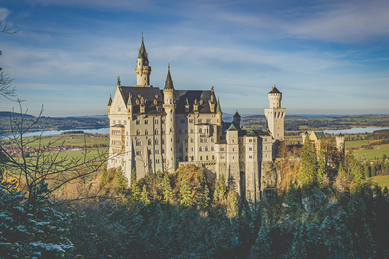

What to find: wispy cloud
left=0, top=8, right=10, bottom=21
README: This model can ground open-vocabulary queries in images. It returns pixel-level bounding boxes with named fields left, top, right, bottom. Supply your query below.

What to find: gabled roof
left=227, top=123, right=238, bottom=131
left=118, top=86, right=164, bottom=115
left=315, top=131, right=326, bottom=139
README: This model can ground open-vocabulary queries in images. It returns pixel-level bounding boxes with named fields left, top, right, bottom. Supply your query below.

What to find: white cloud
left=0, top=8, right=10, bottom=21
left=214, top=0, right=389, bottom=43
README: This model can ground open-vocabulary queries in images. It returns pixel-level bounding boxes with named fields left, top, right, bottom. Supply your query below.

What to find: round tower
left=268, top=85, right=282, bottom=108
left=135, top=35, right=151, bottom=86
left=336, top=134, right=345, bottom=155
left=264, top=85, right=286, bottom=141
left=163, top=66, right=176, bottom=173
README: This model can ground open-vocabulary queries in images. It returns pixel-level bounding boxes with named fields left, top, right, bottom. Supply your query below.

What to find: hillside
left=0, top=111, right=109, bottom=132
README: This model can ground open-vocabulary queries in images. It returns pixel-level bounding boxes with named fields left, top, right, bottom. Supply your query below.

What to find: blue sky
left=1, top=0, right=389, bottom=117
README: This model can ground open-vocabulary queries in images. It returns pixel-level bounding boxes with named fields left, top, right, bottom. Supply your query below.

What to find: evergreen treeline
left=3, top=137, right=389, bottom=258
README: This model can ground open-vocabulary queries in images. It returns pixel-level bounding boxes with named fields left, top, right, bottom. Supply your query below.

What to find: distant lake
left=324, top=127, right=389, bottom=135
left=11, top=128, right=110, bottom=138
left=5, top=126, right=389, bottom=138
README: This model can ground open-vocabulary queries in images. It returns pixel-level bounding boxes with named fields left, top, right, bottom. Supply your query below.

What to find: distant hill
left=0, top=111, right=109, bottom=132
left=0, top=111, right=35, bottom=119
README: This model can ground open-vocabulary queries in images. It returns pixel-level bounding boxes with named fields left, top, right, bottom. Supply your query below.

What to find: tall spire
left=216, top=98, right=221, bottom=113
left=135, top=34, right=151, bottom=86
left=164, top=65, right=174, bottom=90
left=138, top=33, right=148, bottom=62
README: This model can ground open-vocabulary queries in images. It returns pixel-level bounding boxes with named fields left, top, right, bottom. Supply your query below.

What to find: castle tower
left=233, top=111, right=241, bottom=129
left=264, top=86, right=286, bottom=141
left=226, top=123, right=239, bottom=189
left=135, top=36, right=151, bottom=86
left=163, top=66, right=176, bottom=173
left=336, top=133, right=345, bottom=155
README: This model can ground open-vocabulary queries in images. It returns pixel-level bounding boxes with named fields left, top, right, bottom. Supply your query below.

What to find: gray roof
left=117, top=86, right=218, bottom=115
left=269, top=86, right=281, bottom=94
left=119, top=86, right=164, bottom=115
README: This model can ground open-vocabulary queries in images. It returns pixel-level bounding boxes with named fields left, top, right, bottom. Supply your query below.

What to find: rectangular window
left=198, top=119, right=202, bottom=123
left=155, top=150, right=160, bottom=154
left=180, top=119, right=185, bottom=124
left=156, top=159, right=160, bottom=164
left=136, top=151, right=142, bottom=156
left=206, top=118, right=211, bottom=123
left=189, top=119, right=194, bottom=123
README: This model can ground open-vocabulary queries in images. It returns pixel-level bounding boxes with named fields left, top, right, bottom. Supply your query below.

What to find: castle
left=107, top=37, right=285, bottom=204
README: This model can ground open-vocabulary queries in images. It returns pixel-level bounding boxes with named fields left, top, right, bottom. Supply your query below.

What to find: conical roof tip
left=164, top=65, right=174, bottom=90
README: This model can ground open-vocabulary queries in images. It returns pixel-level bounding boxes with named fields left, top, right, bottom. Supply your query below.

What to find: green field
left=345, top=140, right=371, bottom=149
left=346, top=143, right=389, bottom=161
left=372, top=175, right=389, bottom=189
left=22, top=134, right=109, bottom=148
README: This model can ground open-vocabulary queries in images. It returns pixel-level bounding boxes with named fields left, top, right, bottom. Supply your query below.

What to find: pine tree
left=214, top=174, right=227, bottom=202
left=140, top=185, right=150, bottom=205
left=338, top=163, right=345, bottom=179
left=351, top=164, right=366, bottom=187
left=130, top=168, right=141, bottom=203
left=180, top=174, right=193, bottom=206
left=317, top=146, right=327, bottom=186
left=162, top=173, right=173, bottom=204
left=115, top=168, right=128, bottom=193
left=299, top=136, right=318, bottom=187
left=228, top=191, right=239, bottom=218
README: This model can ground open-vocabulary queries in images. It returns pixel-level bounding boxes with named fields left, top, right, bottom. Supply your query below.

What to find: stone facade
left=107, top=37, right=285, bottom=204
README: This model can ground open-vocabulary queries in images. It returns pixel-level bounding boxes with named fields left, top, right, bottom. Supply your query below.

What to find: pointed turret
left=108, top=95, right=112, bottom=106
left=216, top=98, right=221, bottom=113
left=137, top=36, right=149, bottom=63
left=164, top=65, right=174, bottom=90
left=135, top=34, right=151, bottom=86
left=127, top=94, right=132, bottom=106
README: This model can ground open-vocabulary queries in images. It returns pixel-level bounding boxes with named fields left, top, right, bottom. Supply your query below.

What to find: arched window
left=145, top=130, right=149, bottom=135
left=118, top=120, right=121, bottom=124
left=200, top=156, right=203, bottom=160
left=113, top=120, right=116, bottom=125
left=212, top=155, right=214, bottom=160
left=148, top=139, right=152, bottom=145
left=199, top=128, right=202, bottom=134
left=155, top=139, right=159, bottom=145
left=136, top=140, right=141, bottom=146
left=199, top=147, right=203, bottom=152
left=155, top=129, right=159, bottom=135
left=211, top=146, right=214, bottom=151
left=205, top=146, right=209, bottom=151
left=136, top=130, right=140, bottom=135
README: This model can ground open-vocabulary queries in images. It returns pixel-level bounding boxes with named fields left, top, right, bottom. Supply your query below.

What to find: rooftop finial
left=168, top=63, right=170, bottom=71
left=142, top=31, right=143, bottom=40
